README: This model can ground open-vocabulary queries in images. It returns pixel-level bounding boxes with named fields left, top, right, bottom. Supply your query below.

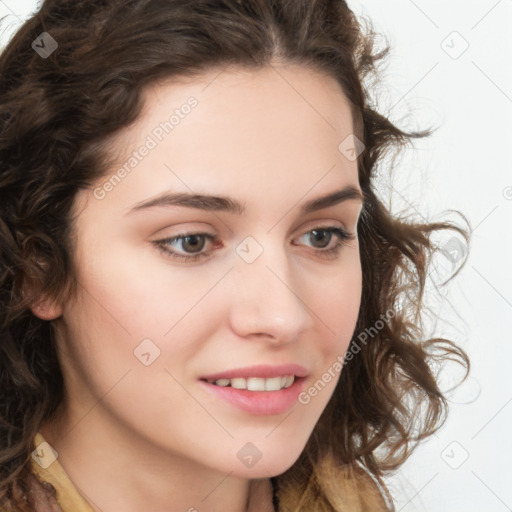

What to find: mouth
left=200, top=374, right=297, bottom=391
left=198, top=369, right=308, bottom=416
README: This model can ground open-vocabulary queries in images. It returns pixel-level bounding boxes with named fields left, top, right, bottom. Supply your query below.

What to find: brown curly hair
left=0, top=0, right=470, bottom=510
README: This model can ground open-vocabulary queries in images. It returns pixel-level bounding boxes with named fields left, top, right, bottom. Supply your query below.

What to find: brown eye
left=154, top=232, right=217, bottom=262
left=180, top=234, right=206, bottom=253
left=294, top=226, right=355, bottom=259
left=308, top=229, right=334, bottom=249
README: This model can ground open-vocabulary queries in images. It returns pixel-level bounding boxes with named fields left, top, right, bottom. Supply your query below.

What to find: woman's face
left=39, top=64, right=363, bottom=479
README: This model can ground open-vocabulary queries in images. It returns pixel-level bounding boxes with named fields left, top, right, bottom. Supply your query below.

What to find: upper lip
left=200, top=364, right=309, bottom=381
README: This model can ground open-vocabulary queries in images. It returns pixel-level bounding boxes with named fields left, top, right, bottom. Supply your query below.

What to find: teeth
left=264, top=376, right=282, bottom=391
left=230, top=378, right=246, bottom=389
left=247, top=377, right=266, bottom=391
left=210, top=375, right=295, bottom=391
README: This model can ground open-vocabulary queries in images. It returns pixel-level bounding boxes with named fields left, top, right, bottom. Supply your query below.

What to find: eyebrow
left=125, top=184, right=364, bottom=216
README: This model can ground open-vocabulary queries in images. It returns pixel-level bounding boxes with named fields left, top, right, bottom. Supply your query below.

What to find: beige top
left=30, top=431, right=94, bottom=512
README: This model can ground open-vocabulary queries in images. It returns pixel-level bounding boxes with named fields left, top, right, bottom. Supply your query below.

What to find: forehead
left=115, top=63, right=355, bottom=154
left=147, top=63, right=354, bottom=133
left=76, top=64, right=360, bottom=221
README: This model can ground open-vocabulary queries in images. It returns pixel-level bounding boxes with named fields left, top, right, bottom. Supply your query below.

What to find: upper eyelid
left=156, top=215, right=358, bottom=239
left=160, top=223, right=354, bottom=242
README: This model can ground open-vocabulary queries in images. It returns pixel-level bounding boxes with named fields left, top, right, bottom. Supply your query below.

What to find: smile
left=204, top=375, right=295, bottom=391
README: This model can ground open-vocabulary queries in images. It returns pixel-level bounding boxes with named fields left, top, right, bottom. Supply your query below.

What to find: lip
left=199, top=375, right=307, bottom=416
left=199, top=363, right=309, bottom=381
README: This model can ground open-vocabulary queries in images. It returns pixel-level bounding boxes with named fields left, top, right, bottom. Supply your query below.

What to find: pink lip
left=199, top=363, right=309, bottom=381
left=199, top=376, right=307, bottom=416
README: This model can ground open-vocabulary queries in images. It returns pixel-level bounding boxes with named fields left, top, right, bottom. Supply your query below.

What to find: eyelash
left=154, top=226, right=355, bottom=263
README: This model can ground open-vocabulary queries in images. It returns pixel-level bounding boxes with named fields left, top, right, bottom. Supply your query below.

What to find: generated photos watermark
left=93, top=96, right=198, bottom=200
left=298, top=308, right=396, bottom=405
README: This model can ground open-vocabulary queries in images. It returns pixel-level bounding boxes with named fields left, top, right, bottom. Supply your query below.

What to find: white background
left=1, top=1, right=511, bottom=511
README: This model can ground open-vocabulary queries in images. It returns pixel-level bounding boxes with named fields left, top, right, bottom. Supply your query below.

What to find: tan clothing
left=30, top=431, right=94, bottom=512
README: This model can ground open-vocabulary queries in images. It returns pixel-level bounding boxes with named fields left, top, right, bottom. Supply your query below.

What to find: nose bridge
left=228, top=234, right=314, bottom=340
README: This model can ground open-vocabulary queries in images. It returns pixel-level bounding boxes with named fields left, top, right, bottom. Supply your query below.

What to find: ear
left=22, top=273, right=63, bottom=321
left=30, top=294, right=63, bottom=321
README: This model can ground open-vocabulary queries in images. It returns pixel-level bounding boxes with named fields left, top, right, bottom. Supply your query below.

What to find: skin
left=34, top=63, right=364, bottom=512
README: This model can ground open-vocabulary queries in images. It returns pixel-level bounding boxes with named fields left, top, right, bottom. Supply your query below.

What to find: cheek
left=70, top=233, right=228, bottom=339
left=60, top=242, right=231, bottom=406
left=297, top=256, right=361, bottom=407
left=58, top=281, right=212, bottom=445
left=304, top=254, right=362, bottom=348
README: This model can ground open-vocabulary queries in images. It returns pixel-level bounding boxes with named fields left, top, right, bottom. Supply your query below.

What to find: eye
left=154, top=232, right=218, bottom=262
left=294, top=226, right=355, bottom=258
left=153, top=225, right=355, bottom=263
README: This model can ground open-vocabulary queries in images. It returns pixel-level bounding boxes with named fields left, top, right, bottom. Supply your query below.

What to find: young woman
left=0, top=0, right=470, bottom=511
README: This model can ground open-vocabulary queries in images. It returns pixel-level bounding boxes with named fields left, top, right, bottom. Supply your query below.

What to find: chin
left=228, top=447, right=304, bottom=479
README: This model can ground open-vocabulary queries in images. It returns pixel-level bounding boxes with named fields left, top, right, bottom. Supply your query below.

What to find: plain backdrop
left=1, top=1, right=511, bottom=511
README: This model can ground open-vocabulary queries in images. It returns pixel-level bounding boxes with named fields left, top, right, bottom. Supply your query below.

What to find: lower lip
left=199, top=377, right=307, bottom=416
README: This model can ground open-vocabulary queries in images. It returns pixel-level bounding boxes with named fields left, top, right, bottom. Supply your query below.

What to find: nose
left=227, top=239, right=314, bottom=344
